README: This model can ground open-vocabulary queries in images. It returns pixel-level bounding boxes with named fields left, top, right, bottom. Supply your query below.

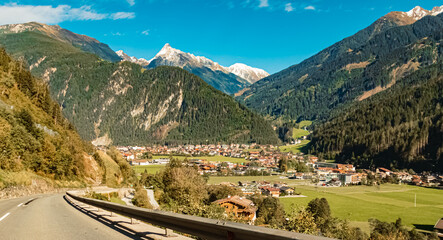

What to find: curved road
left=0, top=194, right=134, bottom=240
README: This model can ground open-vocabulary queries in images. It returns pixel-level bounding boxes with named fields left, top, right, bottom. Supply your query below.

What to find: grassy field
left=110, top=197, right=126, bottom=205
left=292, top=128, right=310, bottom=139
left=208, top=175, right=441, bottom=232
left=152, top=155, right=248, bottom=164
left=292, top=120, right=311, bottom=139
left=297, top=120, right=312, bottom=129
left=279, top=140, right=310, bottom=154
left=132, top=165, right=166, bottom=174
left=279, top=184, right=442, bottom=232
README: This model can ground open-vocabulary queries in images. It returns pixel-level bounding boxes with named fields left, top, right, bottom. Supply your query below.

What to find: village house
left=434, top=218, right=443, bottom=238
left=214, top=196, right=257, bottom=222
left=260, top=186, right=280, bottom=198
left=376, top=167, right=392, bottom=178
left=280, top=186, right=295, bottom=196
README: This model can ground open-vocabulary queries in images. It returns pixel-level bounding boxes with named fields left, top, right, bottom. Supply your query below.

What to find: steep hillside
left=237, top=6, right=443, bottom=121
left=0, top=48, right=102, bottom=182
left=0, top=22, right=121, bottom=62
left=310, top=63, right=443, bottom=172
left=0, top=24, right=279, bottom=145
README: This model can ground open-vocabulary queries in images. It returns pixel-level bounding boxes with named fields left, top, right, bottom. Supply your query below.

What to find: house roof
left=280, top=186, right=294, bottom=191
left=378, top=167, right=391, bottom=172
left=214, top=196, right=256, bottom=212
left=435, top=218, right=443, bottom=230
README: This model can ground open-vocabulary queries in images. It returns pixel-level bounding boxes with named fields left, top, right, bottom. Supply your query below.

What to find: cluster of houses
left=220, top=181, right=296, bottom=198
left=117, top=144, right=281, bottom=160
left=116, top=144, right=443, bottom=188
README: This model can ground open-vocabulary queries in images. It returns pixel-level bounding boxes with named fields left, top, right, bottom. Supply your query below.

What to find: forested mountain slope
left=0, top=23, right=279, bottom=145
left=0, top=22, right=121, bottom=62
left=237, top=8, right=443, bottom=121
left=310, top=63, right=443, bottom=172
left=0, top=48, right=103, bottom=182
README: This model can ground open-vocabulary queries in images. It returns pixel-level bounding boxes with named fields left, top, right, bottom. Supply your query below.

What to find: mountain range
left=237, top=5, right=443, bottom=121
left=235, top=5, right=443, bottom=170
left=0, top=22, right=279, bottom=145
left=116, top=44, right=269, bottom=95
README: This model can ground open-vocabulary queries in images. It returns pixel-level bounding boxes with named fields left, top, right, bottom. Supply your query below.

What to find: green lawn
left=279, top=140, right=310, bottom=154
left=279, top=184, right=442, bottom=232
left=110, top=197, right=126, bottom=205
left=297, top=120, right=312, bottom=129
left=152, top=155, right=249, bottom=164
left=292, top=128, right=310, bottom=139
left=132, top=165, right=166, bottom=174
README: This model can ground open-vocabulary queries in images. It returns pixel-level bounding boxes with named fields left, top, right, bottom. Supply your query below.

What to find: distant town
left=111, top=143, right=443, bottom=198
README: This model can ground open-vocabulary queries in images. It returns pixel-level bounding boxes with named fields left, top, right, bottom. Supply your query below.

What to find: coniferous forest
left=311, top=63, right=443, bottom=172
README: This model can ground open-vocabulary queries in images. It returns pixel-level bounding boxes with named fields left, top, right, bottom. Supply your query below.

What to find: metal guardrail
left=66, top=191, right=332, bottom=240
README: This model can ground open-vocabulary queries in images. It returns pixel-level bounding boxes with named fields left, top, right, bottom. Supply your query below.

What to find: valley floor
left=209, top=176, right=442, bottom=233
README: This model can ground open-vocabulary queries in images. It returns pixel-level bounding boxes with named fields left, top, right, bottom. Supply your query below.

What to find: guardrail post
left=165, top=228, right=174, bottom=237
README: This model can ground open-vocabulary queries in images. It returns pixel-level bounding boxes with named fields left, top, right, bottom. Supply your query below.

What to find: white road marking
left=17, top=203, right=23, bottom=207
left=0, top=213, right=10, bottom=222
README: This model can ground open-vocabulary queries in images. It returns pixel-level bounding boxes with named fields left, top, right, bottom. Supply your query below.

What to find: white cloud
left=285, top=3, right=293, bottom=12
left=259, top=0, right=269, bottom=8
left=0, top=3, right=135, bottom=25
left=127, top=0, right=135, bottom=6
left=111, top=12, right=135, bottom=20
left=112, top=32, right=122, bottom=36
left=304, top=5, right=315, bottom=10
left=141, top=30, right=149, bottom=36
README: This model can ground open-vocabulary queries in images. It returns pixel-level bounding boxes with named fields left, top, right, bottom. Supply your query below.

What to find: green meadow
left=279, top=140, right=311, bottom=154
left=279, top=184, right=442, bottom=232
left=207, top=175, right=440, bottom=232
left=292, top=128, right=310, bottom=139
left=132, top=165, right=166, bottom=174
left=297, top=120, right=313, bottom=129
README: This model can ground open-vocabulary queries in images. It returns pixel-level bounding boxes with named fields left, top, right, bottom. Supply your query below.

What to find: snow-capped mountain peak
left=227, top=63, right=269, bottom=84
left=116, top=50, right=149, bottom=66
left=406, top=6, right=428, bottom=20
left=155, top=43, right=184, bottom=57
left=404, top=5, right=443, bottom=21
left=117, top=43, right=269, bottom=85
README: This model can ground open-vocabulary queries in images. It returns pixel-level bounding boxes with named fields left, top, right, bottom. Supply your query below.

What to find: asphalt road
left=0, top=194, right=134, bottom=240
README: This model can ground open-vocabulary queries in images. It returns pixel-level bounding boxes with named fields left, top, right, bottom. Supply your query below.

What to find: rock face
left=0, top=23, right=280, bottom=145
left=116, top=50, right=149, bottom=66
left=118, top=44, right=269, bottom=95
left=237, top=5, right=443, bottom=120
left=227, top=63, right=269, bottom=84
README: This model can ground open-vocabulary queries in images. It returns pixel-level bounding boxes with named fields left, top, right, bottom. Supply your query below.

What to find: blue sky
left=0, top=1, right=442, bottom=73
